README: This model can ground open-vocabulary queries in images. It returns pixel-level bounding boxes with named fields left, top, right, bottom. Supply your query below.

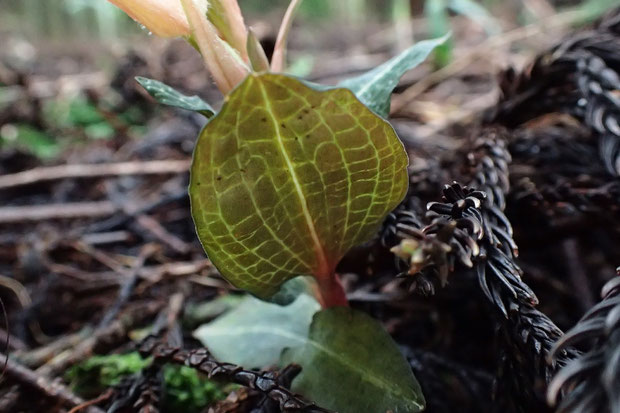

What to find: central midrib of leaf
left=256, top=78, right=332, bottom=278
left=190, top=73, right=410, bottom=299
left=303, top=337, right=417, bottom=405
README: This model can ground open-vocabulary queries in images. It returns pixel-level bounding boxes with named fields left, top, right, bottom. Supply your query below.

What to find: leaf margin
left=136, top=76, right=215, bottom=117
left=189, top=72, right=409, bottom=300
left=339, top=33, right=450, bottom=118
left=281, top=306, right=425, bottom=413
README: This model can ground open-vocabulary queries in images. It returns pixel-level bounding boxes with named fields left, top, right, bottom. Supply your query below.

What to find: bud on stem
left=108, top=0, right=190, bottom=37
left=180, top=0, right=250, bottom=94
left=314, top=273, right=349, bottom=308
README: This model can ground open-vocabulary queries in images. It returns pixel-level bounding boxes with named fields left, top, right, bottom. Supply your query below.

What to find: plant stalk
left=314, top=273, right=349, bottom=308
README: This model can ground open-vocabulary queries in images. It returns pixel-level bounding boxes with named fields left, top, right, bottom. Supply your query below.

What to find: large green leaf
left=282, top=307, right=425, bottom=413
left=189, top=73, right=408, bottom=298
left=135, top=77, right=214, bottom=117
left=339, top=34, right=449, bottom=118
left=193, top=294, right=320, bottom=369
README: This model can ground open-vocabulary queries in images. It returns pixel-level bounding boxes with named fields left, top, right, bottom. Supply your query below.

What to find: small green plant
left=66, top=352, right=150, bottom=394
left=162, top=365, right=228, bottom=412
left=66, top=353, right=226, bottom=412
left=105, top=0, right=448, bottom=411
left=0, top=91, right=146, bottom=159
left=0, top=124, right=60, bottom=159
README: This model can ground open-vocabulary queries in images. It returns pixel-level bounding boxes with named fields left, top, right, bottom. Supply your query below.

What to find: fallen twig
left=0, top=274, right=51, bottom=344
left=0, top=202, right=118, bottom=224
left=79, top=231, right=132, bottom=245
left=390, top=9, right=591, bottom=115
left=0, top=328, right=27, bottom=352
left=97, top=244, right=159, bottom=328
left=67, top=390, right=114, bottom=413
left=133, top=214, right=193, bottom=254
left=35, top=301, right=162, bottom=377
left=0, top=351, right=105, bottom=413
left=139, top=337, right=334, bottom=413
left=14, top=329, right=93, bottom=369
left=0, top=159, right=191, bottom=190
left=50, top=259, right=214, bottom=287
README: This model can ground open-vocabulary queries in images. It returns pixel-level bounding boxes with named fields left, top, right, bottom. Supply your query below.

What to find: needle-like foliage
left=548, top=274, right=620, bottom=413
left=384, top=129, right=578, bottom=411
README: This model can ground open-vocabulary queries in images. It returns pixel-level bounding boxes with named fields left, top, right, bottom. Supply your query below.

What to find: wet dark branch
left=107, top=364, right=162, bottom=413
left=576, top=53, right=620, bottom=176
left=137, top=337, right=333, bottom=413
left=386, top=129, right=578, bottom=411
left=388, top=131, right=537, bottom=311
left=0, top=351, right=105, bottom=413
left=406, top=349, right=494, bottom=412
left=548, top=273, right=620, bottom=413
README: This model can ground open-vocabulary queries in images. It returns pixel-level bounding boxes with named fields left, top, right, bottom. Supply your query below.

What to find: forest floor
left=1, top=6, right=619, bottom=413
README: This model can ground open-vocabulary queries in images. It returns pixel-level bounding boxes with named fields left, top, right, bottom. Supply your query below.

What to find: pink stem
left=270, top=0, right=303, bottom=72
left=314, top=273, right=349, bottom=308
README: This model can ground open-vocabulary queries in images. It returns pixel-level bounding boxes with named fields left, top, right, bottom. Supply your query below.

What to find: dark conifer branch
left=107, top=365, right=162, bottom=413
left=548, top=274, right=620, bottom=413
left=136, top=337, right=333, bottom=413
left=576, top=54, right=620, bottom=175
left=386, top=128, right=579, bottom=411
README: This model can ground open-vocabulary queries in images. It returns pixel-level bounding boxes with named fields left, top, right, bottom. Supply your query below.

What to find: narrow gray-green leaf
left=339, top=34, right=449, bottom=118
left=282, top=307, right=425, bottom=413
left=135, top=76, right=214, bottom=117
left=193, top=294, right=320, bottom=369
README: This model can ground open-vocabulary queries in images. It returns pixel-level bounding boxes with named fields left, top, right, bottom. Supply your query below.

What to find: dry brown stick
left=165, top=292, right=186, bottom=334
left=150, top=291, right=187, bottom=344
left=0, top=328, right=27, bottom=352
left=138, top=259, right=213, bottom=281
left=48, top=263, right=109, bottom=283
left=80, top=231, right=132, bottom=245
left=67, top=390, right=114, bottom=413
left=0, top=352, right=105, bottom=413
left=72, top=241, right=129, bottom=274
left=134, top=214, right=192, bottom=254
left=0, top=202, right=118, bottom=224
left=0, top=274, right=52, bottom=344
left=51, top=259, right=214, bottom=286
left=399, top=90, right=499, bottom=140
left=0, top=159, right=191, bottom=190
left=13, top=329, right=92, bottom=368
left=35, top=301, right=162, bottom=377
left=98, top=244, right=158, bottom=328
left=390, top=9, right=590, bottom=115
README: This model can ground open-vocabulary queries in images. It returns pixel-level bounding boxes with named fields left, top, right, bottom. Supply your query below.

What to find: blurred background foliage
left=0, top=0, right=613, bottom=41
left=0, top=0, right=617, bottom=160
left=0, top=0, right=411, bottom=40
left=65, top=352, right=229, bottom=413
left=0, top=1, right=619, bottom=410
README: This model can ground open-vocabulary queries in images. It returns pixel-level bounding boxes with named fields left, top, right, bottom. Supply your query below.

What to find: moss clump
left=66, top=352, right=227, bottom=412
